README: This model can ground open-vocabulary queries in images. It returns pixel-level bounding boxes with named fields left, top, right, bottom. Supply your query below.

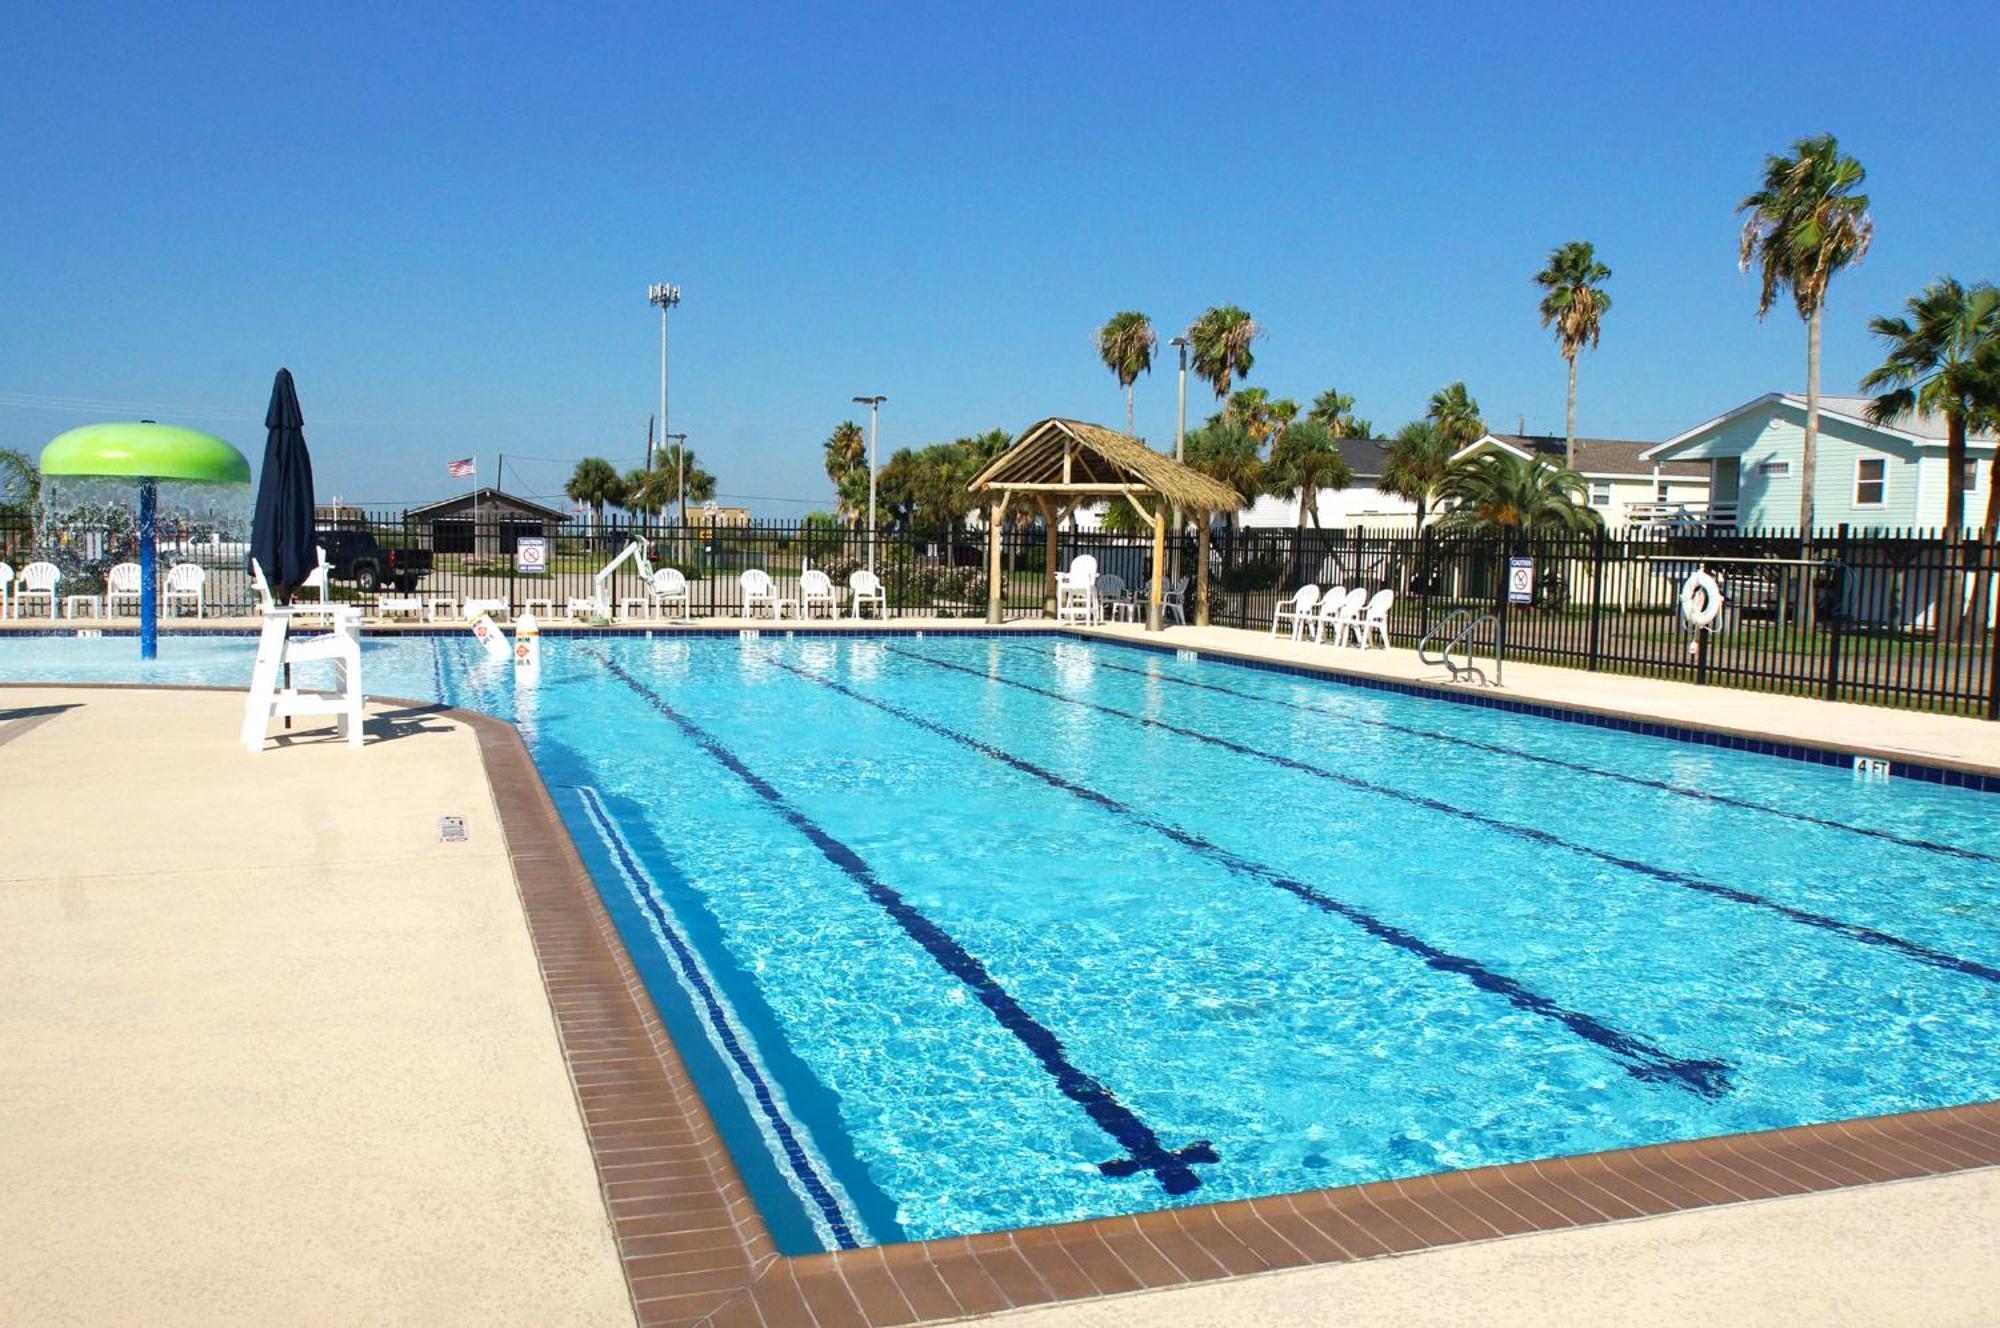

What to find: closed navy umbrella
left=249, top=368, right=318, bottom=602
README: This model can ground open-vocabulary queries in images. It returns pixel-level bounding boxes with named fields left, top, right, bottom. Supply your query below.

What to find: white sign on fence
left=1506, top=556, right=1535, bottom=606
left=515, top=536, right=547, bottom=573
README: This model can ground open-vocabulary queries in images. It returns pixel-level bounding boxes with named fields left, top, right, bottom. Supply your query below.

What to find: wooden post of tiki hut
left=968, top=418, right=1243, bottom=630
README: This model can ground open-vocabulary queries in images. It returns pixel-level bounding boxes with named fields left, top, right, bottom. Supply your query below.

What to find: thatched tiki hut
left=966, top=418, right=1245, bottom=629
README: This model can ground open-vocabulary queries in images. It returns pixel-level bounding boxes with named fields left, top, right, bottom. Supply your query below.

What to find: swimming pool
left=7, top=630, right=1998, bottom=1254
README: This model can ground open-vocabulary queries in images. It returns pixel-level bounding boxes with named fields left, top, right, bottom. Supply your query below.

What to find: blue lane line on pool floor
left=593, top=652, right=1220, bottom=1196
left=764, top=654, right=1732, bottom=1099
left=1014, top=641, right=2000, bottom=868
left=894, top=646, right=2000, bottom=990
left=571, top=783, right=866, bottom=1250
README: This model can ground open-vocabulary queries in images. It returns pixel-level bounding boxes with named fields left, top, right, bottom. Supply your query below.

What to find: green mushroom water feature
left=39, top=422, right=252, bottom=660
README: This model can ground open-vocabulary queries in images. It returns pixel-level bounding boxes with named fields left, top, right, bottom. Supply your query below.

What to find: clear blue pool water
left=7, top=630, right=1999, bottom=1253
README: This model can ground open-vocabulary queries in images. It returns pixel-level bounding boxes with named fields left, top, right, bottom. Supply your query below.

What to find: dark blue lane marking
left=1016, top=642, right=2000, bottom=867
left=895, top=646, right=2000, bottom=990
left=766, top=655, right=1731, bottom=1099
left=573, top=784, right=864, bottom=1249
left=592, top=653, right=1219, bottom=1196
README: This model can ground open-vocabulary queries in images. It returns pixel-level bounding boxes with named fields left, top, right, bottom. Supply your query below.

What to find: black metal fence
left=4, top=510, right=1996, bottom=717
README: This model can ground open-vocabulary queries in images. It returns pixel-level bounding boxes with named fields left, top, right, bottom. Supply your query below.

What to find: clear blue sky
left=4, top=1, right=1995, bottom=513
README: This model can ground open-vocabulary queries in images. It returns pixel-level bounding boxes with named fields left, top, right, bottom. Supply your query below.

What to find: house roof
left=1330, top=436, right=1395, bottom=478
left=1642, top=392, right=2000, bottom=460
left=403, top=487, right=571, bottom=521
left=966, top=418, right=1245, bottom=512
left=1458, top=433, right=1704, bottom=477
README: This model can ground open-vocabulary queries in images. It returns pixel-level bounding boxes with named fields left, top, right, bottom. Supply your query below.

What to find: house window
left=1966, top=461, right=1981, bottom=493
left=1654, top=479, right=1671, bottom=501
left=1758, top=459, right=1791, bottom=477
left=1590, top=479, right=1613, bottom=508
left=1854, top=457, right=1887, bottom=507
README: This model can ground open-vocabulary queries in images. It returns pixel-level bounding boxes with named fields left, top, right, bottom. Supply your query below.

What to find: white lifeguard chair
left=241, top=603, right=366, bottom=751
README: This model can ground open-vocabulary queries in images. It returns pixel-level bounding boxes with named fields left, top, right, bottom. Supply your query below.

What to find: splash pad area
left=36, top=422, right=252, bottom=659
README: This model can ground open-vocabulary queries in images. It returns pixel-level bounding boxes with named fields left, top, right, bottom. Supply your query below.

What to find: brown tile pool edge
left=449, top=694, right=2000, bottom=1328
left=10, top=684, right=1998, bottom=1326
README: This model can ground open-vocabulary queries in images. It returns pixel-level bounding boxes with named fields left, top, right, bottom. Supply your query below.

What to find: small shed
left=404, top=488, right=570, bottom=555
left=966, top=418, right=1245, bottom=629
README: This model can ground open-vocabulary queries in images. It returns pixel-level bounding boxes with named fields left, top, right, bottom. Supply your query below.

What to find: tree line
left=563, top=441, right=716, bottom=527
left=1079, top=133, right=1999, bottom=538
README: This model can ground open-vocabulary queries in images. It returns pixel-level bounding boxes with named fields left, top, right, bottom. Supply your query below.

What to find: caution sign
left=1506, top=556, right=1535, bottom=606
left=516, top=536, right=547, bottom=574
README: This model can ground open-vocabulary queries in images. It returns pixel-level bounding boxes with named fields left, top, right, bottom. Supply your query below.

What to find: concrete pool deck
left=3, top=651, right=1998, bottom=1324
left=0, top=687, right=634, bottom=1326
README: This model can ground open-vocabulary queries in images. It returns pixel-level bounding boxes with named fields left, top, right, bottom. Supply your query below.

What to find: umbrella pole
left=139, top=478, right=158, bottom=662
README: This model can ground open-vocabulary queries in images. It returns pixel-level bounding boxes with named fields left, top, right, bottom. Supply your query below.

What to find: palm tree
left=1377, top=420, right=1454, bottom=527
left=630, top=443, right=716, bottom=520
left=565, top=457, right=627, bottom=531
left=1095, top=312, right=1156, bottom=436
left=1738, top=133, right=1874, bottom=534
left=1860, top=278, right=2000, bottom=532
left=1225, top=387, right=1276, bottom=444
left=1437, top=452, right=1602, bottom=534
left=1533, top=241, right=1613, bottom=469
left=1098, top=496, right=1148, bottom=534
left=1183, top=419, right=1264, bottom=533
left=823, top=420, right=867, bottom=524
left=1427, top=381, right=1486, bottom=451
left=1307, top=390, right=1371, bottom=440
left=1186, top=306, right=1260, bottom=400
left=1266, top=420, right=1355, bottom=531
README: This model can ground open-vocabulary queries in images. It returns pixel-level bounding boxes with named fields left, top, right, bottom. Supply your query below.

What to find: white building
left=1452, top=433, right=1709, bottom=529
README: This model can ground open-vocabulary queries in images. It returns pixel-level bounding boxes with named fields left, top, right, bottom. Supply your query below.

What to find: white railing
left=1625, top=500, right=1739, bottom=530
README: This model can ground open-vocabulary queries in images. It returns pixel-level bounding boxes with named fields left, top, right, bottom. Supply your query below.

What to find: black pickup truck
left=316, top=529, right=434, bottom=592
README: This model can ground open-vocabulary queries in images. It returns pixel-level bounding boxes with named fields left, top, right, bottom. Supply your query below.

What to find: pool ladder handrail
left=1419, top=608, right=1500, bottom=685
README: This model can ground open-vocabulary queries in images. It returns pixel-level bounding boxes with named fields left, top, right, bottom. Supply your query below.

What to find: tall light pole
left=1169, top=335, right=1189, bottom=585
left=852, top=395, right=886, bottom=572
left=663, top=432, right=687, bottom=528
left=648, top=280, right=681, bottom=537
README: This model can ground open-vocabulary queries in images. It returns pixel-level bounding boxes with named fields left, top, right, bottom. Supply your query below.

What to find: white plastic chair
left=1321, top=587, right=1368, bottom=647
left=1354, top=588, right=1395, bottom=649
left=799, top=568, right=839, bottom=619
left=622, top=566, right=690, bottom=621
left=16, top=561, right=59, bottom=619
left=106, top=562, right=144, bottom=617
left=1094, top=572, right=1131, bottom=621
left=0, top=561, right=11, bottom=619
left=1271, top=584, right=1321, bottom=639
left=1161, top=575, right=1190, bottom=626
left=162, top=563, right=206, bottom=618
left=1055, top=555, right=1099, bottom=623
left=1306, top=585, right=1348, bottom=643
left=739, top=568, right=795, bottom=619
left=301, top=546, right=331, bottom=603
left=849, top=569, right=887, bottom=619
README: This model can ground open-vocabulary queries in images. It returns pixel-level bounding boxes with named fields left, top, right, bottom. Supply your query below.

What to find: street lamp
left=648, top=280, right=681, bottom=535
left=852, top=395, right=886, bottom=572
left=1169, top=335, right=1189, bottom=585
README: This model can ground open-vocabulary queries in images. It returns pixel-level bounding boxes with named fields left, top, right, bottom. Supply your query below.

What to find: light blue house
left=1641, top=393, right=1996, bottom=532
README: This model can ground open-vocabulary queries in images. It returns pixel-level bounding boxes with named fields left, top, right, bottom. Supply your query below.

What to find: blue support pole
left=139, top=478, right=158, bottom=661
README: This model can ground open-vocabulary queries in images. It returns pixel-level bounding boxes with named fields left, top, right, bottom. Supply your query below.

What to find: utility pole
left=852, top=395, right=886, bottom=572
left=1170, top=335, right=1189, bottom=585
left=663, top=432, right=688, bottom=531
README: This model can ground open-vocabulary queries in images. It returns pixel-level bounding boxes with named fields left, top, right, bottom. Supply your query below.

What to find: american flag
left=446, top=458, right=475, bottom=478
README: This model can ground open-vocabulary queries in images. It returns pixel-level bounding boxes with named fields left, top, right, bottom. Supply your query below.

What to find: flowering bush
left=890, top=557, right=987, bottom=614
left=817, top=553, right=863, bottom=584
